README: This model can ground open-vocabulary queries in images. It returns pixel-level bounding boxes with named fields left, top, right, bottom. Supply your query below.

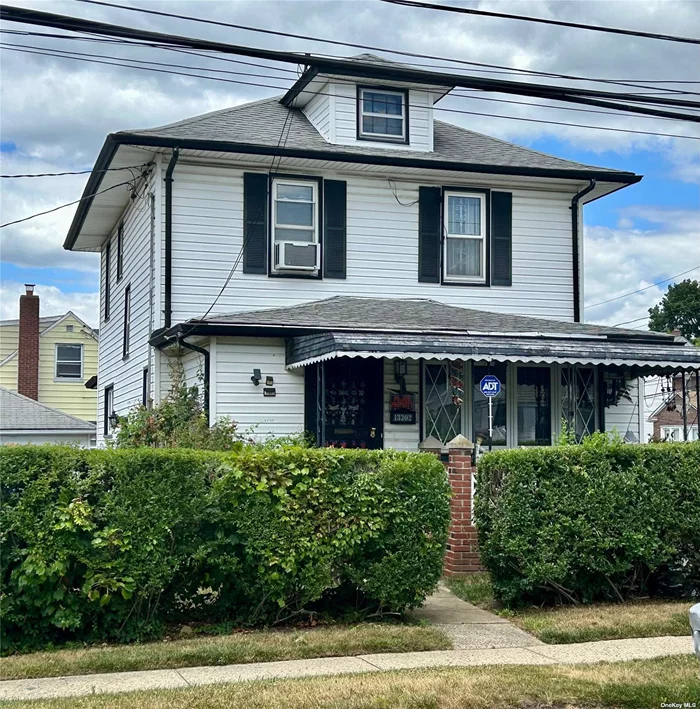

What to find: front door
left=306, top=358, right=383, bottom=449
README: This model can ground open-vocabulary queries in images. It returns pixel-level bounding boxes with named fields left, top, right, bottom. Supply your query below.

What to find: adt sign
left=479, top=375, right=501, bottom=397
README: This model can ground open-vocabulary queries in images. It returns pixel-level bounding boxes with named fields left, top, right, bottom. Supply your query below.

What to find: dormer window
left=357, top=87, right=408, bottom=143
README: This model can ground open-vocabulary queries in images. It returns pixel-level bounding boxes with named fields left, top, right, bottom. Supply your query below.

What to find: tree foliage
left=648, top=279, right=700, bottom=340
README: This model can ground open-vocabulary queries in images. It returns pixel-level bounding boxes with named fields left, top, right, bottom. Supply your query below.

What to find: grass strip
left=2, top=655, right=697, bottom=708
left=0, top=624, right=451, bottom=681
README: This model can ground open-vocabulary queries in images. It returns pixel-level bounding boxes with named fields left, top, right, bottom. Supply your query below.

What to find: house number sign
left=390, top=392, right=416, bottom=425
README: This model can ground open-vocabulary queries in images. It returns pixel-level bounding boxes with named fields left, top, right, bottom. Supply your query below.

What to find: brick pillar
left=18, top=284, right=40, bottom=400
left=444, top=434, right=482, bottom=575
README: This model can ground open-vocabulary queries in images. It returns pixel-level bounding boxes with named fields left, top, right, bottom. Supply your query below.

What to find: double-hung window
left=116, top=222, right=124, bottom=280
left=55, top=344, right=83, bottom=379
left=444, top=192, right=487, bottom=283
left=358, top=88, right=407, bottom=142
left=272, top=179, right=319, bottom=272
left=104, top=240, right=111, bottom=321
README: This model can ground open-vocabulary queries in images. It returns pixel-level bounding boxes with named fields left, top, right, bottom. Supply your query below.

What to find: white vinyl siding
left=303, top=83, right=333, bottom=141
left=169, top=163, right=576, bottom=323
left=213, top=337, right=305, bottom=441
left=604, top=376, right=643, bottom=443
left=96, top=166, right=158, bottom=445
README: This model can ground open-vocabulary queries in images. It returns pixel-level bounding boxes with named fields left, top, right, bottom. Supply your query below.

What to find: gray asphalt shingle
left=0, top=388, right=95, bottom=431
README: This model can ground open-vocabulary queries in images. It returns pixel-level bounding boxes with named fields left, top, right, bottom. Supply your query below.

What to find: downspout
left=571, top=179, right=596, bottom=323
left=164, top=147, right=180, bottom=329
left=178, top=336, right=210, bottom=417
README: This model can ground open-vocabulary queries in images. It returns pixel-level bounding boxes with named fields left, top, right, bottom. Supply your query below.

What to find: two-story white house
left=64, top=54, right=700, bottom=449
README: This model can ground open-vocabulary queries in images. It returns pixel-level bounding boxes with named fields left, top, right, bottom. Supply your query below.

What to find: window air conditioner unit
left=275, top=241, right=319, bottom=271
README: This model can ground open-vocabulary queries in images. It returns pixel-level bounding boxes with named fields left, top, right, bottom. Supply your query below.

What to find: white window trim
left=443, top=191, right=487, bottom=284
left=271, top=178, right=319, bottom=273
left=358, top=88, right=407, bottom=141
left=54, top=343, right=84, bottom=381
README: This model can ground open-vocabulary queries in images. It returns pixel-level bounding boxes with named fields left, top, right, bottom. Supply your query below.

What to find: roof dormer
left=281, top=54, right=453, bottom=153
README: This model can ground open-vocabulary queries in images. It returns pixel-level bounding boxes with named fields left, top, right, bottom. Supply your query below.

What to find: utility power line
left=73, top=0, right=700, bottom=94
left=0, top=172, right=150, bottom=228
left=4, top=44, right=700, bottom=142
left=613, top=315, right=650, bottom=327
left=1, top=163, right=150, bottom=178
left=584, top=266, right=700, bottom=309
left=380, top=0, right=700, bottom=45
left=5, top=38, right=697, bottom=127
left=2, top=4, right=700, bottom=124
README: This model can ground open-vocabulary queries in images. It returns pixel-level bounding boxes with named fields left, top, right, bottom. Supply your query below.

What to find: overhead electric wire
left=379, top=0, right=700, bottom=45
left=72, top=0, right=700, bottom=94
left=6, top=25, right=700, bottom=95
left=5, top=38, right=695, bottom=125
left=3, top=4, right=700, bottom=125
left=584, top=266, right=700, bottom=309
left=4, top=43, right=700, bottom=142
left=613, top=315, right=650, bottom=327
left=0, top=172, right=150, bottom=228
left=1, top=163, right=151, bottom=178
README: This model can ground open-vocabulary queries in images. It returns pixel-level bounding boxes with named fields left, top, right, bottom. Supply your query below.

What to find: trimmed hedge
left=475, top=437, right=700, bottom=607
left=0, top=446, right=450, bottom=652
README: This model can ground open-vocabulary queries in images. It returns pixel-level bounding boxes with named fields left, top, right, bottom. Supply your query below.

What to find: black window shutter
left=418, top=186, right=441, bottom=283
left=323, top=179, right=347, bottom=279
left=243, top=172, right=268, bottom=274
left=491, top=191, right=512, bottom=286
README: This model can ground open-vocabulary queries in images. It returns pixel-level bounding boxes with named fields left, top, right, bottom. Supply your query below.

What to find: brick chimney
left=18, top=284, right=40, bottom=400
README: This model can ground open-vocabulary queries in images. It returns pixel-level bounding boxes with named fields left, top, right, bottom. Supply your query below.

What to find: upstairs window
left=444, top=192, right=487, bottom=284
left=358, top=87, right=407, bottom=143
left=55, top=344, right=83, bottom=379
left=104, top=240, right=111, bottom=321
left=272, top=179, right=319, bottom=273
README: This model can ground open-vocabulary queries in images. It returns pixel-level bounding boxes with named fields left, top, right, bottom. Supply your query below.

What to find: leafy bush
left=475, top=436, right=700, bottom=607
left=0, top=446, right=449, bottom=652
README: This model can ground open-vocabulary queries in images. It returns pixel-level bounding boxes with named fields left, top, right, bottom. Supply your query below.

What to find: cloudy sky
left=1, top=0, right=699, bottom=333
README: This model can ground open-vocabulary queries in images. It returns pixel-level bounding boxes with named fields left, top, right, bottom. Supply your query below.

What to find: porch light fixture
left=251, top=369, right=262, bottom=386
left=394, top=359, right=408, bottom=393
left=108, top=411, right=120, bottom=429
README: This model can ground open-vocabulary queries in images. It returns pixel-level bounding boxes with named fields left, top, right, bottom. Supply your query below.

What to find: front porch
left=301, top=356, right=645, bottom=452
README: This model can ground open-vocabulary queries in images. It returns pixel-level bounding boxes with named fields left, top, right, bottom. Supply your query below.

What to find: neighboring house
left=0, top=286, right=98, bottom=422
left=63, top=54, right=700, bottom=448
left=0, top=387, right=95, bottom=447
left=648, top=373, right=699, bottom=441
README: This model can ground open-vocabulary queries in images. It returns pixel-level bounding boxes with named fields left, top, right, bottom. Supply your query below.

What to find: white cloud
left=0, top=282, right=99, bottom=328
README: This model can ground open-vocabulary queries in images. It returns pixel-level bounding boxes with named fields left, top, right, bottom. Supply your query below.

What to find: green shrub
left=475, top=436, right=700, bottom=607
left=0, top=446, right=449, bottom=652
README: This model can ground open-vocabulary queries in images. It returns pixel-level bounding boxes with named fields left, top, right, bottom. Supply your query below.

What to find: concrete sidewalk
left=0, top=636, right=693, bottom=702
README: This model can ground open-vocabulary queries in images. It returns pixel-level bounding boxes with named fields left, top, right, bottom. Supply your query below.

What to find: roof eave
left=107, top=132, right=643, bottom=183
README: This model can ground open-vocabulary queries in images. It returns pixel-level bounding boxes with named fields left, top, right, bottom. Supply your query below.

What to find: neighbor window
left=55, top=344, right=83, bottom=379
left=358, top=88, right=407, bottom=142
left=122, top=285, right=131, bottom=358
left=444, top=192, right=487, bottom=283
left=116, top=222, right=124, bottom=280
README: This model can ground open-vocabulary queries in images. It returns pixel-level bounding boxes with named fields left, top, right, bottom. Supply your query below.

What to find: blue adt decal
left=479, top=375, right=501, bottom=397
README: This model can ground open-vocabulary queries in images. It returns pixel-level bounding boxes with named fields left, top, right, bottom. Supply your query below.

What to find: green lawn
left=2, top=656, right=697, bottom=709
left=0, top=624, right=451, bottom=681
left=447, top=574, right=693, bottom=644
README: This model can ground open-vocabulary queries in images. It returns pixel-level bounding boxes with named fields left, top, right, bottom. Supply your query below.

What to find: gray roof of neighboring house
left=0, top=315, right=62, bottom=330
left=124, top=96, right=626, bottom=176
left=0, top=388, right=95, bottom=432
left=200, top=296, right=675, bottom=342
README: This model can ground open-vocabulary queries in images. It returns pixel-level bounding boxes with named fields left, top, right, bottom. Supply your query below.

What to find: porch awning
left=286, top=331, right=700, bottom=373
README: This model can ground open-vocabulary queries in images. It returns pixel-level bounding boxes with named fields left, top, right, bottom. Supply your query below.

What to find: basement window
left=55, top=343, right=83, bottom=379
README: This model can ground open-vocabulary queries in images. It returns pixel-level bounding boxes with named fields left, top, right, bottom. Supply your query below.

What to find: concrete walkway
left=411, top=583, right=542, bottom=650
left=0, top=636, right=693, bottom=701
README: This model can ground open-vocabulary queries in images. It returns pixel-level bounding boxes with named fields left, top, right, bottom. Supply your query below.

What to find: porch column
left=444, top=435, right=482, bottom=576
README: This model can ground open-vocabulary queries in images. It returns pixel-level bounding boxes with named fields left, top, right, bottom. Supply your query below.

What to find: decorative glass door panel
left=424, top=361, right=463, bottom=445
left=560, top=366, right=596, bottom=442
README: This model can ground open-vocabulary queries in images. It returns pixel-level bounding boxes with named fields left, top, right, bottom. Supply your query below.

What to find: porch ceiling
left=285, top=331, right=700, bottom=373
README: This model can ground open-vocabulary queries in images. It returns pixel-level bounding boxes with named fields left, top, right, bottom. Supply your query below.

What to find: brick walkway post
left=444, top=434, right=482, bottom=575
